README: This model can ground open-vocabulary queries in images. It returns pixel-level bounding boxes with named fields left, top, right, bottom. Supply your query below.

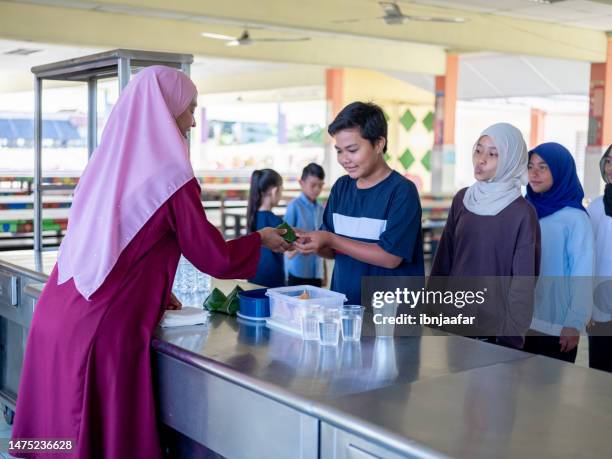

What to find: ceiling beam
left=4, top=0, right=606, bottom=62
left=0, top=1, right=447, bottom=74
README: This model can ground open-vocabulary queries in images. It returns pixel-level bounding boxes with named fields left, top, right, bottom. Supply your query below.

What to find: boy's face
left=334, top=128, right=385, bottom=180
left=300, top=175, right=324, bottom=202
left=472, top=135, right=499, bottom=182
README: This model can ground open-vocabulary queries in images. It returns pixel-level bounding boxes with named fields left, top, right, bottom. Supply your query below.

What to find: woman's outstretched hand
left=166, top=292, right=182, bottom=310
left=257, top=227, right=292, bottom=253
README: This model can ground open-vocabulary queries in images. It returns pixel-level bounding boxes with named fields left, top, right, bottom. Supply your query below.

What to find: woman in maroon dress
left=10, top=66, right=289, bottom=458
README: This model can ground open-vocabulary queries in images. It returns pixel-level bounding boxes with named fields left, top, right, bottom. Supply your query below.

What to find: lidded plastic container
left=265, top=285, right=346, bottom=336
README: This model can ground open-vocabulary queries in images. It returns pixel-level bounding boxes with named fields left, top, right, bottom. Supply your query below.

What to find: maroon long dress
left=10, top=178, right=261, bottom=458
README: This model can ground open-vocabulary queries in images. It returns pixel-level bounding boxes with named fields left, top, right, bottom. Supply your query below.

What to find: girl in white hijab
left=431, top=123, right=541, bottom=349
left=463, top=123, right=529, bottom=216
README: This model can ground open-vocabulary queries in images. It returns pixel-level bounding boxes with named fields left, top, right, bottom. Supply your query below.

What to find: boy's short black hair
left=328, top=101, right=388, bottom=153
left=301, top=162, right=325, bottom=181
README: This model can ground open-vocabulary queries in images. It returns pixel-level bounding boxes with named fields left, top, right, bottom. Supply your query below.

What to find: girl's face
left=176, top=97, right=197, bottom=138
left=267, top=183, right=283, bottom=206
left=528, top=153, right=554, bottom=193
left=472, top=135, right=499, bottom=181
left=334, top=128, right=385, bottom=180
left=604, top=151, right=612, bottom=183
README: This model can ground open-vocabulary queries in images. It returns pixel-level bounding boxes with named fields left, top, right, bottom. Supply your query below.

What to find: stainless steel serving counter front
left=153, top=315, right=612, bottom=459
left=2, top=250, right=612, bottom=458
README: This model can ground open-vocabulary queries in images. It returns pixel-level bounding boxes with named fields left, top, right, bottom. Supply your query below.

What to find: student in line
left=284, top=162, right=326, bottom=287
left=523, top=142, right=593, bottom=363
left=295, top=101, right=425, bottom=305
left=430, top=123, right=541, bottom=347
left=247, top=168, right=287, bottom=287
left=588, top=145, right=612, bottom=372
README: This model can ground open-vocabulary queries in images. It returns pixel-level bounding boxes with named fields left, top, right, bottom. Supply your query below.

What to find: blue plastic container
left=238, top=288, right=270, bottom=321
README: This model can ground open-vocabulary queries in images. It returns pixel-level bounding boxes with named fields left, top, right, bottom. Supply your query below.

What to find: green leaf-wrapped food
left=203, top=288, right=227, bottom=312
left=276, top=222, right=297, bottom=243
left=222, top=285, right=244, bottom=316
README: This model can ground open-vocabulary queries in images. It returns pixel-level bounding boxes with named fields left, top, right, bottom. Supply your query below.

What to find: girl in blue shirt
left=247, top=168, right=287, bottom=287
left=524, top=142, right=594, bottom=363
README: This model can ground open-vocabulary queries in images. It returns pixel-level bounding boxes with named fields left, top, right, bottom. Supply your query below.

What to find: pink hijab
left=57, top=65, right=197, bottom=300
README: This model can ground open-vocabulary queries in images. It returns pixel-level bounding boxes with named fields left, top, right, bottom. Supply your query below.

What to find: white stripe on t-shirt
left=332, top=213, right=387, bottom=241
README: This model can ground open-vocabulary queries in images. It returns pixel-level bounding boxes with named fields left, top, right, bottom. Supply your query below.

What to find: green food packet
left=222, top=285, right=244, bottom=316
left=276, top=222, right=297, bottom=243
left=203, top=288, right=227, bottom=312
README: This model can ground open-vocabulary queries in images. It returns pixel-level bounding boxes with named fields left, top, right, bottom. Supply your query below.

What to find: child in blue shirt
left=524, top=142, right=594, bottom=363
left=247, top=168, right=286, bottom=288
left=295, top=102, right=424, bottom=305
left=284, top=163, right=326, bottom=287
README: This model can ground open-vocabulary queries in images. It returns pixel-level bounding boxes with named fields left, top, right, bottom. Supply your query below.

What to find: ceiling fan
left=201, top=29, right=311, bottom=47
left=334, top=1, right=466, bottom=25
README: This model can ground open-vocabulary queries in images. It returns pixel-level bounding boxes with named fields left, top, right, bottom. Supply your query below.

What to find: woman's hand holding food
left=257, top=227, right=292, bottom=253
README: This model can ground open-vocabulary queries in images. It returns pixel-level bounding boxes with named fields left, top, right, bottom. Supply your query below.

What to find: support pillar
left=530, top=108, right=546, bottom=149
left=585, top=36, right=612, bottom=199
left=432, top=54, right=458, bottom=194
left=325, top=69, right=345, bottom=181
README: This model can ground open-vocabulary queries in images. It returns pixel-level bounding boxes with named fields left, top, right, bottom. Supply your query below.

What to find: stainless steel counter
left=2, top=249, right=612, bottom=458
left=154, top=313, right=612, bottom=458
left=0, top=249, right=57, bottom=277
left=320, top=354, right=612, bottom=458
left=154, top=315, right=530, bottom=404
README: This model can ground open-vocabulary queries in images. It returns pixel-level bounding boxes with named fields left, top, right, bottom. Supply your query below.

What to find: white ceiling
left=0, top=38, right=289, bottom=76
left=0, top=39, right=101, bottom=71
left=410, top=0, right=612, bottom=30
left=388, top=52, right=590, bottom=98
left=0, top=38, right=593, bottom=100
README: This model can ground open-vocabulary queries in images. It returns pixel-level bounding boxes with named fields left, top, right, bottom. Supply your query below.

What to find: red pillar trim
left=530, top=108, right=546, bottom=149
left=588, top=38, right=612, bottom=147
left=433, top=55, right=458, bottom=146
left=326, top=68, right=344, bottom=120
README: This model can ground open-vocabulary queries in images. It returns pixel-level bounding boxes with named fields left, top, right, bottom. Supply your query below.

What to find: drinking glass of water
left=301, top=304, right=321, bottom=341
left=340, top=305, right=364, bottom=341
left=318, top=308, right=340, bottom=346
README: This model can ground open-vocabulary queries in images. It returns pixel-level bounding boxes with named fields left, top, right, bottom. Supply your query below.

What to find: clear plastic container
left=266, top=285, right=346, bottom=337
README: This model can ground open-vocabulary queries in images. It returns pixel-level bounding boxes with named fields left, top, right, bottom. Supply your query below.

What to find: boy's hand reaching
left=257, top=227, right=292, bottom=253
left=294, top=230, right=332, bottom=255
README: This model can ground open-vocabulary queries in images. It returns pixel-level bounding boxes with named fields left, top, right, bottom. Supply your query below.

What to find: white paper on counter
left=160, top=307, right=210, bottom=328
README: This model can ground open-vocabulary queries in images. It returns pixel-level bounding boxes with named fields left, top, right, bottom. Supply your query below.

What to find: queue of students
left=247, top=101, right=610, bottom=371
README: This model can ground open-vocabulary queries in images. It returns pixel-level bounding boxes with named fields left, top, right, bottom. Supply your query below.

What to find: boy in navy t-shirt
left=295, top=102, right=424, bottom=305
